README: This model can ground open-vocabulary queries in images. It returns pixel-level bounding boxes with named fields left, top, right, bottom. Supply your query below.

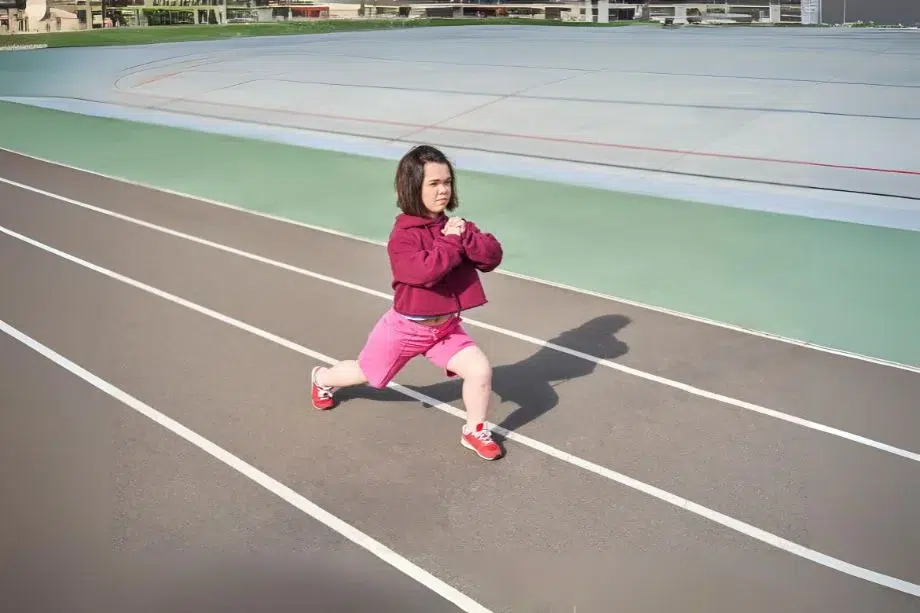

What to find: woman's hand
left=442, top=216, right=466, bottom=236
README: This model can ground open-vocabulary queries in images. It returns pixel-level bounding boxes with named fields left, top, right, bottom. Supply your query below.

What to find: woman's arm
left=388, top=228, right=464, bottom=287
left=461, top=221, right=503, bottom=272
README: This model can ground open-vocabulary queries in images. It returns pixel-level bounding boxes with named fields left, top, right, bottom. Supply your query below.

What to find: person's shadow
left=336, top=314, right=630, bottom=434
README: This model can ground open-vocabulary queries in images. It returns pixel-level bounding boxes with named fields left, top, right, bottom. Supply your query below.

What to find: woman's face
left=421, top=162, right=452, bottom=217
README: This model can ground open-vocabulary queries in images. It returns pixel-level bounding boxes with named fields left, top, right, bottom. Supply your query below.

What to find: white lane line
left=4, top=223, right=920, bottom=599
left=1, top=146, right=917, bottom=375
left=3, top=175, right=918, bottom=465
left=0, top=317, right=494, bottom=613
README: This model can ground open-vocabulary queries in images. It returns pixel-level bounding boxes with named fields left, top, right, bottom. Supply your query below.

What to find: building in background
left=819, top=0, right=920, bottom=25
left=2, top=0, right=82, bottom=31
left=9, top=0, right=919, bottom=29
left=632, top=1, right=803, bottom=24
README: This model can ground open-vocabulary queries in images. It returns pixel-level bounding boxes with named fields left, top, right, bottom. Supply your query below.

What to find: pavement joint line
left=18, top=94, right=920, bottom=203
left=90, top=87, right=920, bottom=178
left=3, top=175, right=919, bottom=466
left=0, top=317, right=495, bottom=613
left=3, top=145, right=918, bottom=375
left=3, top=223, right=920, bottom=600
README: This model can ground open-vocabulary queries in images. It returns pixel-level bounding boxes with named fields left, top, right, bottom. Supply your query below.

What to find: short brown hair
left=394, top=144, right=459, bottom=217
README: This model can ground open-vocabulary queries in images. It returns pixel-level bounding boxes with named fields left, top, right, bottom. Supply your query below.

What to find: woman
left=310, top=144, right=504, bottom=461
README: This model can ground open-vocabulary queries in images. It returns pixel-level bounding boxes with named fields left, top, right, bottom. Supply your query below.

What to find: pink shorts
left=358, top=308, right=476, bottom=389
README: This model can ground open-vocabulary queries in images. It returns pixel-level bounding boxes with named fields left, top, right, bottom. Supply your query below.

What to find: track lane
left=1, top=150, right=919, bottom=453
left=0, top=333, right=469, bottom=613
left=2, top=183, right=919, bottom=595
left=3, top=219, right=920, bottom=613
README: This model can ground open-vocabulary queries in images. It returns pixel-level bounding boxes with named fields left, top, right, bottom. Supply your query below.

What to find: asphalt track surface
left=2, top=150, right=920, bottom=612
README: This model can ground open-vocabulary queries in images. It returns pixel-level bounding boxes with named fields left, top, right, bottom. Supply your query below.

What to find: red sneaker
left=461, top=423, right=502, bottom=460
left=311, top=366, right=336, bottom=410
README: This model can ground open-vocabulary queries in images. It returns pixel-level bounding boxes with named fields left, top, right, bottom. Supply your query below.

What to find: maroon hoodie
left=386, top=212, right=503, bottom=318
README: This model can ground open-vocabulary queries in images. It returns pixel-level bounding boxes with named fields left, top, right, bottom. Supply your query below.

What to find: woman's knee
left=450, top=346, right=492, bottom=384
left=472, top=358, right=493, bottom=385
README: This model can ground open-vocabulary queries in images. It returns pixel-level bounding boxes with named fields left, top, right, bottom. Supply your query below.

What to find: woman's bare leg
left=446, top=346, right=493, bottom=430
left=315, top=360, right=367, bottom=388
left=445, top=345, right=502, bottom=460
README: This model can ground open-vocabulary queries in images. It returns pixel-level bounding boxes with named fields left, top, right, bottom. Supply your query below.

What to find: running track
left=2, top=150, right=919, bottom=613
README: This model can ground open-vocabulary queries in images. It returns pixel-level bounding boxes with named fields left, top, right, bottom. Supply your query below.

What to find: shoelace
left=316, top=384, right=334, bottom=399
left=470, top=428, right=493, bottom=442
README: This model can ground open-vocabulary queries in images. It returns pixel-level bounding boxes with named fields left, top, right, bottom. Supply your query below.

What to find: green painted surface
left=1, top=100, right=918, bottom=367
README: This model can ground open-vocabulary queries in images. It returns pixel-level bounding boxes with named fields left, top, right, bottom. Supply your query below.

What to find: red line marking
left=115, top=90, right=920, bottom=177
left=130, top=60, right=212, bottom=88
left=133, top=72, right=178, bottom=87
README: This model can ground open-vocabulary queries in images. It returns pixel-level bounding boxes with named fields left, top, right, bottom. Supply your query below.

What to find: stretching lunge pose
left=310, top=144, right=504, bottom=461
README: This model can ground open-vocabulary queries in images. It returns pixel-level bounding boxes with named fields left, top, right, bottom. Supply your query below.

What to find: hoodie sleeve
left=461, top=222, right=503, bottom=273
left=388, top=226, right=465, bottom=288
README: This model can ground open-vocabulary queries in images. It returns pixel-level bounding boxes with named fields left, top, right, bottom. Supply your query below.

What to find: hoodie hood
left=394, top=212, right=446, bottom=230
